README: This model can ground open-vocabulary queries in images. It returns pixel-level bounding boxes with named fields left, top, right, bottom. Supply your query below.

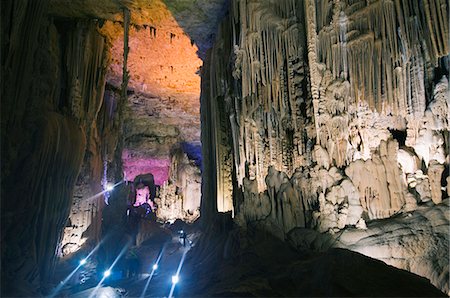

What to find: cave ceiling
left=49, top=0, right=227, bottom=184
left=48, top=0, right=229, bottom=57
left=46, top=0, right=221, bottom=227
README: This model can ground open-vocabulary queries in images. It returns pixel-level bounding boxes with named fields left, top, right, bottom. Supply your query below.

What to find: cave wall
left=59, top=21, right=123, bottom=257
left=104, top=15, right=204, bottom=222
left=203, top=0, right=449, bottom=292
left=1, top=1, right=122, bottom=294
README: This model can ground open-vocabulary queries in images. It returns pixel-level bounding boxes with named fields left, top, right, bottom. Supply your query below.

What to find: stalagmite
left=205, top=0, right=448, bottom=291
left=428, top=160, right=445, bottom=205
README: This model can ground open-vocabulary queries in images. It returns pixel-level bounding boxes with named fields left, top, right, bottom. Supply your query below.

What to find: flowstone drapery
left=156, top=146, right=201, bottom=223
left=204, top=0, right=448, bottom=291
left=207, top=0, right=449, bottom=233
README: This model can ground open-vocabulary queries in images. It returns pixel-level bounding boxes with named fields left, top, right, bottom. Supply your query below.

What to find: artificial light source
left=106, top=183, right=115, bottom=191
left=152, top=264, right=158, bottom=270
left=171, top=275, right=179, bottom=284
left=178, top=230, right=187, bottom=246
left=103, top=270, right=111, bottom=277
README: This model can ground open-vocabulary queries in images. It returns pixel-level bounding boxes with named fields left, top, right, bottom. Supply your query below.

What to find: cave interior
left=1, top=0, right=449, bottom=297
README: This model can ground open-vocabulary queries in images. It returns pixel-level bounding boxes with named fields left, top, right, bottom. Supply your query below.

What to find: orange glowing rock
left=103, top=2, right=202, bottom=113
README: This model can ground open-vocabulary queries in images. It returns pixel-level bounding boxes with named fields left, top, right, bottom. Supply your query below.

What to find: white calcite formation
left=204, top=0, right=449, bottom=293
left=335, top=200, right=450, bottom=295
left=345, top=139, right=406, bottom=220
left=156, top=147, right=201, bottom=223
left=288, top=199, right=450, bottom=295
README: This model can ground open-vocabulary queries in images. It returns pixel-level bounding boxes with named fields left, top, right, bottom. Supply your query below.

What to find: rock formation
left=156, top=145, right=201, bottom=223
left=2, top=0, right=448, bottom=295
left=202, top=0, right=449, bottom=292
left=1, top=3, right=121, bottom=293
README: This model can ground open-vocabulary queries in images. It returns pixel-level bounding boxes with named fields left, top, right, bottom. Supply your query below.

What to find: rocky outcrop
left=1, top=1, right=126, bottom=294
left=183, top=222, right=446, bottom=297
left=156, top=145, right=201, bottom=223
left=2, top=3, right=96, bottom=295
left=288, top=199, right=450, bottom=294
left=337, top=199, right=450, bottom=295
left=203, top=0, right=449, bottom=293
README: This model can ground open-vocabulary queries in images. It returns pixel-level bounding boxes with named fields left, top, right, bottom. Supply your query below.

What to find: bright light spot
left=171, top=275, right=179, bottom=284
left=106, top=183, right=114, bottom=191
left=79, top=259, right=87, bottom=266
left=152, top=264, right=158, bottom=270
left=103, top=270, right=111, bottom=277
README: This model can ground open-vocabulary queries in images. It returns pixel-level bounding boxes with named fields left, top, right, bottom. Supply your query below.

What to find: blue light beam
left=88, top=239, right=131, bottom=298
left=86, top=180, right=124, bottom=203
left=48, top=239, right=104, bottom=298
left=140, top=244, right=167, bottom=298
left=168, top=247, right=189, bottom=298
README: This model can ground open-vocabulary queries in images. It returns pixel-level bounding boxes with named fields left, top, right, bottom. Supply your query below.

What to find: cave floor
left=52, top=220, right=197, bottom=297
left=67, top=238, right=190, bottom=298
left=52, top=219, right=446, bottom=297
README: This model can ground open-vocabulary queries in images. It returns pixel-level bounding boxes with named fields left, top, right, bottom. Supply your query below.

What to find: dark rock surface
left=52, top=223, right=445, bottom=297
left=179, top=226, right=446, bottom=297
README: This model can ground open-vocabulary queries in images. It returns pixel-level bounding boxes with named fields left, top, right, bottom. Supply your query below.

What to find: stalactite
left=121, top=8, right=130, bottom=103
left=208, top=0, right=308, bottom=191
left=65, top=21, right=107, bottom=124
left=206, top=1, right=448, bottom=271
left=305, top=0, right=321, bottom=143
left=59, top=19, right=115, bottom=256
left=423, top=0, right=449, bottom=60
left=314, top=0, right=448, bottom=117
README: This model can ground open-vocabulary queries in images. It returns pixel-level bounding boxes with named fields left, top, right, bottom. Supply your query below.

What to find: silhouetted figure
left=126, top=174, right=157, bottom=245
left=124, top=248, right=140, bottom=278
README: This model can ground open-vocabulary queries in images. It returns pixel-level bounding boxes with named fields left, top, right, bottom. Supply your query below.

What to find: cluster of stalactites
left=316, top=0, right=449, bottom=116
left=233, top=0, right=301, bottom=107
left=213, top=0, right=309, bottom=191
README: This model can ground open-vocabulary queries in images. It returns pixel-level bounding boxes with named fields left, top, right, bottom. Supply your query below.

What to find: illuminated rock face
left=1, top=9, right=118, bottom=294
left=156, top=147, right=201, bottom=223
left=208, top=0, right=449, bottom=231
left=334, top=200, right=450, bottom=295
left=106, top=20, right=202, bottom=99
left=287, top=200, right=450, bottom=295
left=204, top=0, right=449, bottom=292
left=104, top=4, right=206, bottom=221
left=58, top=0, right=228, bottom=257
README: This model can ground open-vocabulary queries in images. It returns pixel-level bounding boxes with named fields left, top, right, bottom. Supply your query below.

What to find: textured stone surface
left=336, top=200, right=450, bottom=295
left=206, top=0, right=449, bottom=231
left=156, top=145, right=201, bottom=223
left=1, top=4, right=118, bottom=294
left=288, top=199, right=450, bottom=295
left=180, top=225, right=446, bottom=297
left=48, top=0, right=228, bottom=58
left=203, top=0, right=449, bottom=293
